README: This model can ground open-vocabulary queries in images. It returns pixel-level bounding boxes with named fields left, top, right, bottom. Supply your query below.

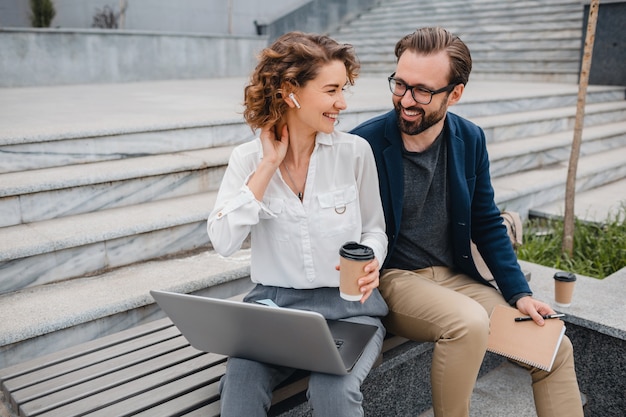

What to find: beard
left=394, top=98, right=448, bottom=136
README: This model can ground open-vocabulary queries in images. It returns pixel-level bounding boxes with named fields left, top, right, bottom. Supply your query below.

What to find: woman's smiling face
left=292, top=60, right=349, bottom=135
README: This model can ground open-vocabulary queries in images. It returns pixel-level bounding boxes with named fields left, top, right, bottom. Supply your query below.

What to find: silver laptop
left=150, top=290, right=378, bottom=375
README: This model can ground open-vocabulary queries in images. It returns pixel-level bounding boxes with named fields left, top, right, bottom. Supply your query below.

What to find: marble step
left=493, top=146, right=626, bottom=218
left=530, top=177, right=626, bottom=224
left=358, top=63, right=580, bottom=83
left=488, top=121, right=626, bottom=178
left=338, top=19, right=582, bottom=37
left=469, top=100, right=626, bottom=144
left=358, top=48, right=579, bottom=64
left=469, top=72, right=580, bottom=84
left=4, top=86, right=619, bottom=177
left=0, top=146, right=234, bottom=227
left=0, top=191, right=217, bottom=295
left=0, top=248, right=254, bottom=370
left=352, top=38, right=582, bottom=54
left=334, top=0, right=584, bottom=83
left=0, top=121, right=252, bottom=175
left=337, top=29, right=583, bottom=46
left=351, top=4, right=581, bottom=27
left=0, top=108, right=380, bottom=176
left=358, top=0, right=578, bottom=14
left=1, top=101, right=622, bottom=229
left=449, top=85, right=624, bottom=119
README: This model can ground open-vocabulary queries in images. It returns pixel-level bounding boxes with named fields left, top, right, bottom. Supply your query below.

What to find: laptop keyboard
left=334, top=339, right=344, bottom=350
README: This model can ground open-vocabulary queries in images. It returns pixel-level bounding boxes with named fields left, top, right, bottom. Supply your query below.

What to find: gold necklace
left=282, top=162, right=305, bottom=201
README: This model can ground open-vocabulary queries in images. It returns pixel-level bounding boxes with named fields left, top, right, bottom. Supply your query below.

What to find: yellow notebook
left=487, top=304, right=566, bottom=372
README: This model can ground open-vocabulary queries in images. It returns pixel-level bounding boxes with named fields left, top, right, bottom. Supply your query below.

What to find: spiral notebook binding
left=486, top=349, right=548, bottom=371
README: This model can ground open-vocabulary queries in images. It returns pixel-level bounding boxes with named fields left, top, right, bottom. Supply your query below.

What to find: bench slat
left=129, top=379, right=221, bottom=417
left=32, top=351, right=224, bottom=417
left=0, top=318, right=174, bottom=381
left=15, top=334, right=189, bottom=404
left=20, top=347, right=218, bottom=417
left=4, top=325, right=181, bottom=394
left=86, top=363, right=226, bottom=417
left=180, top=401, right=221, bottom=417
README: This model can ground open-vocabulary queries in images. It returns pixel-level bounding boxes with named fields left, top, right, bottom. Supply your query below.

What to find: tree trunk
left=562, top=0, right=600, bottom=257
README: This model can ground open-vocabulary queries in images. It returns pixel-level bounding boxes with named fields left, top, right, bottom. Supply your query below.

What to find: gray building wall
left=582, top=1, right=626, bottom=86
left=0, top=28, right=267, bottom=86
left=0, top=0, right=377, bottom=87
left=0, top=0, right=310, bottom=36
left=0, top=0, right=29, bottom=27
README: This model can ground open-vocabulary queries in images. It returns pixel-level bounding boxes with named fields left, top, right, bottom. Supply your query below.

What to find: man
left=350, top=27, right=583, bottom=417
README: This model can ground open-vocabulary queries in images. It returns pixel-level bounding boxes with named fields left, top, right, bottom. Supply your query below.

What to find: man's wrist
left=508, top=292, right=532, bottom=306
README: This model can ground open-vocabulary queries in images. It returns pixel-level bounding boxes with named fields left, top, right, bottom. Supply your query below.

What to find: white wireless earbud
left=289, top=93, right=301, bottom=109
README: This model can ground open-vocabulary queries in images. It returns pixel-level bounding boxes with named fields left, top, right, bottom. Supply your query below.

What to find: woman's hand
left=358, top=258, right=380, bottom=303
left=334, top=258, right=380, bottom=303
left=259, top=124, right=289, bottom=168
left=248, top=124, right=289, bottom=201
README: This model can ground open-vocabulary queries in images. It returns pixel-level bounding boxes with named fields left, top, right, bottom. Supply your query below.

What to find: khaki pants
left=379, top=267, right=583, bottom=417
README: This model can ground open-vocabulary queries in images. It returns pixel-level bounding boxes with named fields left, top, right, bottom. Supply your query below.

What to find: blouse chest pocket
left=259, top=197, right=292, bottom=242
left=315, top=185, right=359, bottom=237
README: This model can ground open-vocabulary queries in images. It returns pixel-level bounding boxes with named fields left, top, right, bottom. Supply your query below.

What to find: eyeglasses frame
left=387, top=72, right=459, bottom=105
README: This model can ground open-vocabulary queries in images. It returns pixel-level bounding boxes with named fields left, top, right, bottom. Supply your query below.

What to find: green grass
left=517, top=204, right=626, bottom=279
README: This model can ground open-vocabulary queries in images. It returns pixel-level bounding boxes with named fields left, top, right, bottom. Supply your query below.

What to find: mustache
left=394, top=102, right=425, bottom=116
left=403, top=105, right=424, bottom=114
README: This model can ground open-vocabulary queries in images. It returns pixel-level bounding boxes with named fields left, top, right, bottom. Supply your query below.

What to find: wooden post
left=562, top=0, right=600, bottom=257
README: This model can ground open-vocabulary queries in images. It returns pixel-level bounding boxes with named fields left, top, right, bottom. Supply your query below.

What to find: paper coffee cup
left=553, top=271, right=576, bottom=307
left=339, top=242, right=374, bottom=301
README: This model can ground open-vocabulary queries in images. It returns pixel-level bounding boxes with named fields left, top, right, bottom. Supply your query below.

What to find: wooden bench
left=0, top=315, right=408, bottom=417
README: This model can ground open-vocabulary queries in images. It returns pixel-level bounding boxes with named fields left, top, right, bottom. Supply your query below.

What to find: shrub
left=30, top=0, right=56, bottom=28
left=518, top=204, right=626, bottom=279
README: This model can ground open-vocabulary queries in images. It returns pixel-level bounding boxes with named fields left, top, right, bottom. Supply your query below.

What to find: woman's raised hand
left=259, top=124, right=289, bottom=168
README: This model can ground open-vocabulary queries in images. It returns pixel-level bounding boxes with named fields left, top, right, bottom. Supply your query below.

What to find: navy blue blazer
left=351, top=110, right=531, bottom=303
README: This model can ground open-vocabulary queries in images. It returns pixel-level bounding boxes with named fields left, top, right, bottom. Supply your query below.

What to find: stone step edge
left=352, top=10, right=581, bottom=25
left=2, top=141, right=624, bottom=264
left=0, top=146, right=235, bottom=197
left=3, top=81, right=621, bottom=147
left=468, top=101, right=626, bottom=131
left=494, top=146, right=626, bottom=207
left=487, top=120, right=626, bottom=158
left=0, top=117, right=246, bottom=147
left=0, top=192, right=217, bottom=262
left=366, top=0, right=578, bottom=13
left=4, top=100, right=624, bottom=198
left=0, top=249, right=253, bottom=365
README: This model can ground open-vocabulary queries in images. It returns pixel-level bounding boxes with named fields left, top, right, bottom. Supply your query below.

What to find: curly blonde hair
left=243, top=31, right=359, bottom=130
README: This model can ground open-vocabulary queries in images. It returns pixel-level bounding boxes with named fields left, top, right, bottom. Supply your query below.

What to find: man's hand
left=515, top=295, right=556, bottom=326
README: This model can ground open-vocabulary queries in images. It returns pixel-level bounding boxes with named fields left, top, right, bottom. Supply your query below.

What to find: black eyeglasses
left=388, top=72, right=458, bottom=105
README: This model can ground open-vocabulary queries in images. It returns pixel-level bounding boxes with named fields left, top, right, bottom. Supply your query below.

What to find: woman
left=207, top=31, right=388, bottom=417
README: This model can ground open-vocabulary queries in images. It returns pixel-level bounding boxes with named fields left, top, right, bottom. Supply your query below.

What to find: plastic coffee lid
left=339, top=241, right=374, bottom=260
left=553, top=271, right=576, bottom=282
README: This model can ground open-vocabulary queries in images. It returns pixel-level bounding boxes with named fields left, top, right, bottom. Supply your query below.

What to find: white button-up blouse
left=207, top=130, right=387, bottom=289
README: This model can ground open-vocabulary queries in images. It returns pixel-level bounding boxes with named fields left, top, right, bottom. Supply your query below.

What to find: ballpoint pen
left=514, top=313, right=565, bottom=322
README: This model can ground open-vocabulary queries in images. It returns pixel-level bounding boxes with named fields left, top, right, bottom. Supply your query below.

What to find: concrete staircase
left=335, top=0, right=585, bottom=82
left=2, top=79, right=624, bottom=366
left=1, top=1, right=625, bottom=414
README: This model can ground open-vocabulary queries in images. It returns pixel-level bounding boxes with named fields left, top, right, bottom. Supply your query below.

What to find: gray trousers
left=219, top=285, right=388, bottom=417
